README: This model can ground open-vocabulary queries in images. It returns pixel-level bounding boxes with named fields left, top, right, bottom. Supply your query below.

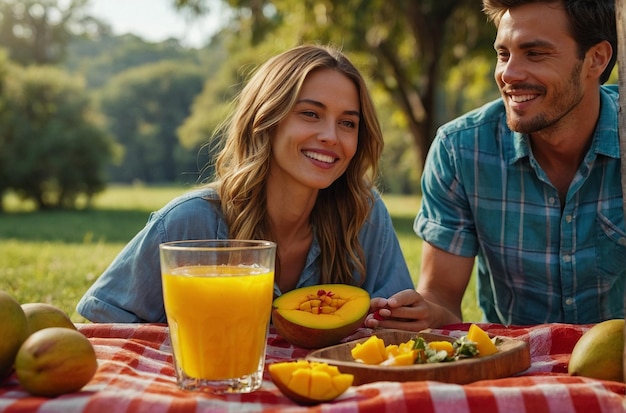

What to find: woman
left=77, top=44, right=415, bottom=323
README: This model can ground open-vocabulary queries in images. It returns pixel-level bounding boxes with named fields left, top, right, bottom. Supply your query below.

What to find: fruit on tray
left=351, top=335, right=389, bottom=365
left=351, top=335, right=422, bottom=366
left=351, top=324, right=498, bottom=366
left=427, top=341, right=455, bottom=357
left=0, top=291, right=30, bottom=380
left=15, top=327, right=98, bottom=397
left=466, top=323, right=498, bottom=357
left=272, top=284, right=370, bottom=349
left=568, top=318, right=624, bottom=382
left=269, top=359, right=353, bottom=405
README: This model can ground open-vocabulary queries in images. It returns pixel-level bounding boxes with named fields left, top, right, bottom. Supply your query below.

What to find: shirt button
left=565, top=297, right=574, bottom=306
left=549, top=197, right=556, bottom=204
left=563, top=254, right=571, bottom=263
left=619, top=238, right=626, bottom=246
left=565, top=215, right=572, bottom=223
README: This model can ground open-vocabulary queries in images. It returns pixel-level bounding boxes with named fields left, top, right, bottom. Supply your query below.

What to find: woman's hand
left=364, top=289, right=434, bottom=332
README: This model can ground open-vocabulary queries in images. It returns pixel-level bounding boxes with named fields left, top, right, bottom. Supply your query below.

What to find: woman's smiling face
left=269, top=68, right=360, bottom=191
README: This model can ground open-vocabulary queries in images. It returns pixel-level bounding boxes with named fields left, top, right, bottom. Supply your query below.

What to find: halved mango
left=466, top=324, right=498, bottom=356
left=272, top=285, right=370, bottom=349
left=269, top=360, right=353, bottom=405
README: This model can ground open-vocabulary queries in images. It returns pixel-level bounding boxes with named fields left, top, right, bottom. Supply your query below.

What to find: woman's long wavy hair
left=206, top=44, right=384, bottom=286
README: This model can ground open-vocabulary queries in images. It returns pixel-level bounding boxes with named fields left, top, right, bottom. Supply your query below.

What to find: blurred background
left=0, top=0, right=619, bottom=211
left=0, top=0, right=510, bottom=210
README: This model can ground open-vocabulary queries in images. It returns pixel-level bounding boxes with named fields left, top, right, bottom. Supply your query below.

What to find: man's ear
left=585, top=40, right=613, bottom=80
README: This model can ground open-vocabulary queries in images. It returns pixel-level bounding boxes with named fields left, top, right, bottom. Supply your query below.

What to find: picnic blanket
left=0, top=323, right=624, bottom=412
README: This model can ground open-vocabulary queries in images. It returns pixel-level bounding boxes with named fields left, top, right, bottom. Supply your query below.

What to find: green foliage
left=97, top=61, right=207, bottom=183
left=0, top=0, right=503, bottom=197
left=176, top=38, right=278, bottom=153
left=0, top=63, right=116, bottom=209
left=65, top=34, right=212, bottom=89
left=443, top=56, right=500, bottom=123
left=375, top=91, right=421, bottom=194
left=175, top=0, right=499, bottom=189
left=1, top=185, right=482, bottom=323
left=0, top=0, right=95, bottom=65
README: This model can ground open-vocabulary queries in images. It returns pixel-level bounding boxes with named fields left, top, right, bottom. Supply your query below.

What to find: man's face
left=493, top=2, right=585, bottom=135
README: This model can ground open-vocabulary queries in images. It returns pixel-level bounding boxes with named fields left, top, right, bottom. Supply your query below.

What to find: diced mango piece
left=288, top=368, right=311, bottom=397
left=397, top=339, right=415, bottom=353
left=309, top=370, right=333, bottom=399
left=296, top=289, right=351, bottom=315
left=385, top=344, right=400, bottom=357
left=429, top=341, right=454, bottom=357
left=311, top=363, right=340, bottom=376
left=350, top=336, right=387, bottom=364
left=466, top=324, right=498, bottom=356
left=268, top=363, right=295, bottom=386
left=391, top=351, right=417, bottom=366
left=331, top=373, right=353, bottom=393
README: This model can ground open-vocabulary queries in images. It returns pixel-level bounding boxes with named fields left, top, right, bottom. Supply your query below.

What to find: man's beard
left=506, top=60, right=584, bottom=134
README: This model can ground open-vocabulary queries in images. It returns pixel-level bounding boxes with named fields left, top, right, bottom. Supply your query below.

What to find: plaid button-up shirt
left=415, top=85, right=625, bottom=325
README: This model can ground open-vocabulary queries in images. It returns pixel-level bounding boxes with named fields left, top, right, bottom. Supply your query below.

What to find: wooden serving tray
left=306, top=329, right=530, bottom=385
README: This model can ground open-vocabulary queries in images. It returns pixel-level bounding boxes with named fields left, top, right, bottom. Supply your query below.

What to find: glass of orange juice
left=159, top=239, right=276, bottom=393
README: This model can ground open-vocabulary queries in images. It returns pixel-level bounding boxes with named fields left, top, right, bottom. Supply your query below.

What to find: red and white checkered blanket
left=0, top=323, right=624, bottom=412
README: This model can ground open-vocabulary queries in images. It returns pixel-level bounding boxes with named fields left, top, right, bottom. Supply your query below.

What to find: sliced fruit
left=272, top=284, right=370, bottom=349
left=429, top=341, right=455, bottom=357
left=269, top=360, right=353, bottom=405
left=351, top=335, right=387, bottom=365
left=389, top=351, right=417, bottom=366
left=466, top=324, right=498, bottom=357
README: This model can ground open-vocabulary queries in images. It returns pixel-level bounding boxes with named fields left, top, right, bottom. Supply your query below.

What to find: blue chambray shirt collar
left=502, top=85, right=620, bottom=165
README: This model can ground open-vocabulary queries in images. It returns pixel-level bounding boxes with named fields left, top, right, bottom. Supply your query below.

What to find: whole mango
left=21, top=303, right=77, bottom=335
left=0, top=290, right=29, bottom=380
left=15, top=327, right=98, bottom=396
left=568, top=319, right=624, bottom=382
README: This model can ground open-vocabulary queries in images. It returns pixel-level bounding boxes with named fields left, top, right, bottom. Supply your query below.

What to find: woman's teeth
left=304, top=151, right=335, bottom=164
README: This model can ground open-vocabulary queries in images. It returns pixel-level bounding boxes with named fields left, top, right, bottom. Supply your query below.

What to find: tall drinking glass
left=159, top=240, right=276, bottom=393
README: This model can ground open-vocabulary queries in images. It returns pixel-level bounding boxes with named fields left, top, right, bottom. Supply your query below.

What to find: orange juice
left=162, top=265, right=274, bottom=380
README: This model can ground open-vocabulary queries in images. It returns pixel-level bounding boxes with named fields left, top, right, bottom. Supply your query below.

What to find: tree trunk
left=617, top=0, right=626, bottom=385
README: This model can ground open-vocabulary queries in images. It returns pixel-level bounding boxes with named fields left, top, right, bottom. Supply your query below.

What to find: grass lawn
left=0, top=185, right=482, bottom=323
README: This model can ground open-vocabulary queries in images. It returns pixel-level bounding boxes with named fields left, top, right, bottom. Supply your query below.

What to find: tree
left=0, top=63, right=116, bottom=209
left=0, top=0, right=104, bottom=65
left=97, top=61, right=207, bottom=183
left=617, top=1, right=626, bottom=265
left=0, top=50, right=13, bottom=204
left=65, top=33, right=210, bottom=89
left=173, top=0, right=497, bottom=171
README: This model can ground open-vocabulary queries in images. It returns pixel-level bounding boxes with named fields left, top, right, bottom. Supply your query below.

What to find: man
left=366, top=0, right=622, bottom=328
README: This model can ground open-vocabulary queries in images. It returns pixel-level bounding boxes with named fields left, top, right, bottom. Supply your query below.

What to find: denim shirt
left=415, top=85, right=626, bottom=325
left=77, top=187, right=414, bottom=323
